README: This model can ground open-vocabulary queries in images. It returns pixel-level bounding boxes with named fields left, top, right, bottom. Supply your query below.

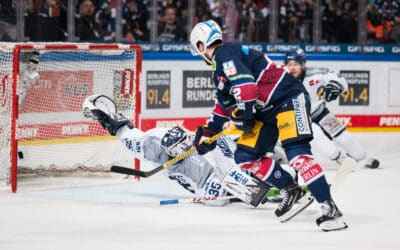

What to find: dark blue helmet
left=284, top=48, right=306, bottom=65
left=161, top=126, right=192, bottom=157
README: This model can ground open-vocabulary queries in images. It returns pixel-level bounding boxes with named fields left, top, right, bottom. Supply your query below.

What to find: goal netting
left=0, top=43, right=142, bottom=192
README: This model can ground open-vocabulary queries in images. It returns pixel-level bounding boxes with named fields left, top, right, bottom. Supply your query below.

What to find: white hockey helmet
left=190, top=20, right=222, bottom=64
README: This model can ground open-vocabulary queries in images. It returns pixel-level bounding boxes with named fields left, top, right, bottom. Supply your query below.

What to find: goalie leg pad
left=222, top=166, right=271, bottom=207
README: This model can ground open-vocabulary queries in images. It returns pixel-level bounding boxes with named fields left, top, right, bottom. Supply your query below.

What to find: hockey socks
left=239, top=157, right=293, bottom=190
left=290, top=155, right=330, bottom=202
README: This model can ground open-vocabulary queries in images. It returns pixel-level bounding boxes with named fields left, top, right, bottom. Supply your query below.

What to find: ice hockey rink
left=0, top=132, right=399, bottom=250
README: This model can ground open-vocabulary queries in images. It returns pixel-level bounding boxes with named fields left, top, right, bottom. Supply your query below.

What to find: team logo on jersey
left=309, top=79, right=320, bottom=86
left=216, top=139, right=234, bottom=158
left=124, top=138, right=141, bottom=153
left=217, top=76, right=227, bottom=90
left=293, top=94, right=311, bottom=135
left=228, top=170, right=249, bottom=185
left=217, top=76, right=227, bottom=83
left=222, top=60, right=237, bottom=76
left=274, top=170, right=282, bottom=179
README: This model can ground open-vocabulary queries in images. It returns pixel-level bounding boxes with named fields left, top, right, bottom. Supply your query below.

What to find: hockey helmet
left=284, top=48, right=306, bottom=65
left=161, top=126, right=193, bottom=157
left=190, top=20, right=222, bottom=64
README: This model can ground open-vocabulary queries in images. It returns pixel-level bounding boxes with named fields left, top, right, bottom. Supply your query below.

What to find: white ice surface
left=0, top=132, right=399, bottom=250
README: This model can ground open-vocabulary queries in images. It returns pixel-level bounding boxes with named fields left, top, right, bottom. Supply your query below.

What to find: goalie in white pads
left=284, top=48, right=379, bottom=170
left=83, top=94, right=284, bottom=207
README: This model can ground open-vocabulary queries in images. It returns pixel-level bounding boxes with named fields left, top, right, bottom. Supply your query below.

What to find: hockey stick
left=159, top=185, right=310, bottom=205
left=159, top=187, right=281, bottom=205
left=160, top=195, right=233, bottom=205
left=111, top=130, right=225, bottom=178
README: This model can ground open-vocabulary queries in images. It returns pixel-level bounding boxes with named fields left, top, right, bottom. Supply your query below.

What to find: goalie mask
left=161, top=126, right=193, bottom=157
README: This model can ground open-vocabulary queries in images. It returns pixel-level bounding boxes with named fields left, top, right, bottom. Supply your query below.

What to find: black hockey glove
left=323, top=80, right=343, bottom=102
left=230, top=108, right=255, bottom=133
left=193, top=125, right=219, bottom=155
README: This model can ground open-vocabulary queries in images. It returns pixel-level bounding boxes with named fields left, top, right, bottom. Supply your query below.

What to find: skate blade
left=318, top=218, right=348, bottom=232
left=279, top=195, right=314, bottom=223
left=265, top=196, right=283, bottom=203
left=336, top=157, right=356, bottom=182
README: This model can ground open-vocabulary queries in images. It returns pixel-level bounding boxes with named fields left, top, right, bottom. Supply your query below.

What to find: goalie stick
left=159, top=185, right=310, bottom=205
left=111, top=130, right=224, bottom=178
left=159, top=187, right=282, bottom=205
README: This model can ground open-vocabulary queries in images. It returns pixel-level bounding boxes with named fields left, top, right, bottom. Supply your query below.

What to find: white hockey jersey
left=115, top=126, right=237, bottom=203
left=301, top=67, right=348, bottom=113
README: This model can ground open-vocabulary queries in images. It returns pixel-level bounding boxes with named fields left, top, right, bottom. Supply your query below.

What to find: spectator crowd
left=0, top=0, right=399, bottom=44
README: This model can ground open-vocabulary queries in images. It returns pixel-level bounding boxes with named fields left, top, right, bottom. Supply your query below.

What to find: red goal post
left=0, top=43, right=142, bottom=192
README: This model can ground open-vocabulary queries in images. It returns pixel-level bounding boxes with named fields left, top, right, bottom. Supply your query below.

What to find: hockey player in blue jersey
left=189, top=20, right=347, bottom=231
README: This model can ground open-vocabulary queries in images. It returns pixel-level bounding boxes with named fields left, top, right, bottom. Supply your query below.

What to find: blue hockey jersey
left=208, top=43, right=306, bottom=130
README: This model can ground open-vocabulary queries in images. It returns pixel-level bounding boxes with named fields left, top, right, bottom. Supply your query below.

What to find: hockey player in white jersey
left=82, top=94, right=281, bottom=207
left=284, top=48, right=379, bottom=170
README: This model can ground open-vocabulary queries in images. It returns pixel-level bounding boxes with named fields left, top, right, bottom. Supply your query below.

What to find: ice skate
left=275, top=182, right=314, bottom=222
left=316, top=199, right=348, bottom=232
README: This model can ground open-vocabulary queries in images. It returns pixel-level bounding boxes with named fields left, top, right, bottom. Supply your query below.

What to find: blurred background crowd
left=0, top=0, right=399, bottom=44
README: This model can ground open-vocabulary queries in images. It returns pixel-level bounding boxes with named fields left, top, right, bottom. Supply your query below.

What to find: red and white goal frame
left=0, top=43, right=142, bottom=192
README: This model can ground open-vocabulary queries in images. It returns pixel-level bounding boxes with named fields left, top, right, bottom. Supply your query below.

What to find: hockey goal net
left=0, top=43, right=142, bottom=192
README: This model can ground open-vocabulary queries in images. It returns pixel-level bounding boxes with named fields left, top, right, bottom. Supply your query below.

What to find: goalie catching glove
left=83, top=94, right=133, bottom=136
